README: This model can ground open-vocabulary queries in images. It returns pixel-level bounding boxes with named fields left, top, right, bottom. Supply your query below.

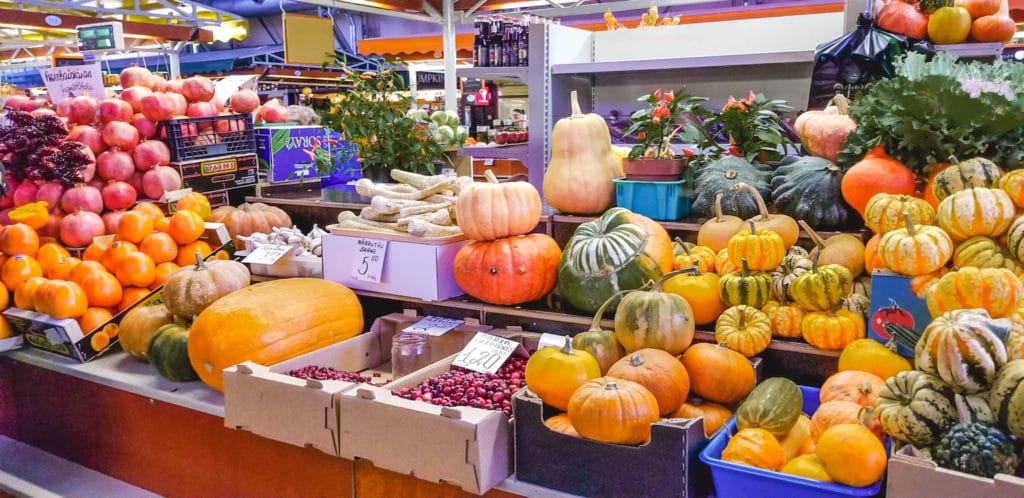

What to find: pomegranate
left=96, top=149, right=136, bottom=181
left=68, top=125, right=108, bottom=156
left=103, top=210, right=128, bottom=234
left=119, top=65, right=155, bottom=90
left=142, top=165, right=183, bottom=200
left=3, top=95, right=34, bottom=112
left=61, top=184, right=103, bottom=214
left=36, top=182, right=66, bottom=209
left=0, top=209, right=10, bottom=225
left=131, top=113, right=158, bottom=140
left=166, top=92, right=188, bottom=116
left=87, top=178, right=105, bottom=192
left=0, top=195, right=11, bottom=210
left=165, top=79, right=184, bottom=94
left=30, top=108, right=57, bottom=118
left=40, top=208, right=63, bottom=238
left=194, top=129, right=221, bottom=147
left=12, top=181, right=39, bottom=207
left=101, top=180, right=137, bottom=210
left=187, top=102, right=218, bottom=128
left=181, top=76, right=215, bottom=102
left=55, top=98, right=73, bottom=119
left=210, top=98, right=225, bottom=113
left=170, top=115, right=198, bottom=137
left=101, top=121, right=140, bottom=152
left=67, top=95, right=100, bottom=125
left=131, top=140, right=170, bottom=171
left=98, top=98, right=133, bottom=124
left=151, top=74, right=168, bottom=92
left=77, top=144, right=97, bottom=183
left=126, top=170, right=146, bottom=197
left=259, top=102, right=289, bottom=124
left=140, top=92, right=176, bottom=122
left=60, top=210, right=105, bottom=247
left=228, top=89, right=260, bottom=114
left=215, top=112, right=245, bottom=134
left=120, top=86, right=154, bottom=114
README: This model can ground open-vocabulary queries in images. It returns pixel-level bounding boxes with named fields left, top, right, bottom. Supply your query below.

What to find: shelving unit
left=550, top=50, right=816, bottom=75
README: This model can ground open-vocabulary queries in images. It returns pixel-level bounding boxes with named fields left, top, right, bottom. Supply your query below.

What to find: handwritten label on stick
left=38, top=63, right=106, bottom=103
left=403, top=316, right=464, bottom=336
left=452, top=332, right=521, bottom=374
left=242, top=244, right=291, bottom=265
left=350, top=238, right=387, bottom=283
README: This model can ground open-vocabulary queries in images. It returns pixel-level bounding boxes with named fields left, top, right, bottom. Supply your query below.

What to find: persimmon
left=118, top=287, right=152, bottom=311
left=151, top=262, right=180, bottom=290
left=0, top=223, right=40, bottom=258
left=115, top=251, right=156, bottom=288
left=0, top=318, right=12, bottom=339
left=153, top=216, right=170, bottom=234
left=132, top=202, right=166, bottom=222
left=139, top=232, right=178, bottom=264
left=35, top=242, right=70, bottom=274
left=167, top=209, right=205, bottom=245
left=1, top=255, right=43, bottom=290
left=116, top=211, right=155, bottom=244
left=176, top=240, right=211, bottom=266
left=79, top=270, right=123, bottom=308
left=0, top=282, right=8, bottom=310
left=101, top=241, right=138, bottom=273
left=35, top=280, right=88, bottom=319
left=175, top=192, right=212, bottom=220
left=13, top=277, right=47, bottom=311
left=78, top=307, right=113, bottom=333
left=46, top=257, right=81, bottom=280
left=82, top=242, right=107, bottom=262
left=69, top=260, right=106, bottom=287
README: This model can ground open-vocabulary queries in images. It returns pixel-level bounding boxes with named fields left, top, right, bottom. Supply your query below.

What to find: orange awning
left=357, top=33, right=474, bottom=61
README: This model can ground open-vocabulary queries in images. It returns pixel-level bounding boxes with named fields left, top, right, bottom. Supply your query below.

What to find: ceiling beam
left=0, top=8, right=210, bottom=41
left=290, top=0, right=442, bottom=24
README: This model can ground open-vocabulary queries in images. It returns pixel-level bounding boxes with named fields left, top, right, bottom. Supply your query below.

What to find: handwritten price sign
left=403, top=316, right=464, bottom=336
left=452, top=332, right=521, bottom=374
left=350, top=238, right=388, bottom=283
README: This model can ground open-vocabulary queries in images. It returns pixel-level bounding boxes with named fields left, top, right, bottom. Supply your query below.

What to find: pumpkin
left=1003, top=216, right=1024, bottom=264
left=802, top=221, right=866, bottom=278
left=923, top=162, right=953, bottom=208
left=679, top=342, right=756, bottom=404
left=188, top=278, right=364, bottom=392
left=959, top=0, right=1001, bottom=18
left=815, top=424, right=888, bottom=487
left=567, top=377, right=660, bottom=445
left=119, top=302, right=180, bottom=361
left=878, top=212, right=954, bottom=277
left=789, top=253, right=854, bottom=312
left=661, top=265, right=725, bottom=326
left=719, top=259, right=772, bottom=309
left=1007, top=311, right=1024, bottom=361
left=34, top=279, right=88, bottom=319
left=792, top=95, right=856, bottom=163
left=781, top=454, right=831, bottom=482
left=696, top=192, right=745, bottom=252
left=970, top=15, right=1016, bottom=43
left=811, top=400, right=883, bottom=442
left=457, top=170, right=542, bottom=241
left=769, top=155, right=854, bottom=229
left=925, top=267, right=1023, bottom=319
left=989, top=359, right=1024, bottom=438
left=801, top=308, right=865, bottom=351
left=672, top=243, right=716, bottom=274
left=936, top=187, right=1015, bottom=241
left=864, top=193, right=936, bottom=235
left=876, top=0, right=929, bottom=39
left=735, top=377, right=802, bottom=437
left=734, top=182, right=799, bottom=248
left=762, top=298, right=806, bottom=338
left=672, top=399, right=732, bottom=438
left=955, top=392, right=995, bottom=424
left=838, top=339, right=912, bottom=381
left=820, top=370, right=885, bottom=407
left=452, top=234, right=560, bottom=305
left=875, top=370, right=958, bottom=446
left=543, top=414, right=578, bottom=437
left=779, top=414, right=814, bottom=462
left=543, top=90, right=622, bottom=215
left=934, top=421, right=1019, bottom=478
left=162, top=253, right=250, bottom=320
left=770, top=250, right=812, bottom=301
left=690, top=156, right=772, bottom=220
left=572, top=294, right=625, bottom=374
left=607, top=349, right=690, bottom=415
left=715, top=248, right=737, bottom=276
left=526, top=336, right=601, bottom=411
left=147, top=323, right=199, bottom=382
left=842, top=294, right=871, bottom=324
left=998, top=169, right=1024, bottom=208
left=727, top=221, right=784, bottom=271
left=863, top=234, right=885, bottom=273
left=715, top=305, right=772, bottom=357
left=953, top=236, right=1024, bottom=275
left=208, top=202, right=292, bottom=248
left=721, top=428, right=785, bottom=471
left=614, top=271, right=695, bottom=355
left=558, top=207, right=673, bottom=313
left=840, top=145, right=917, bottom=217
left=931, top=156, right=1002, bottom=202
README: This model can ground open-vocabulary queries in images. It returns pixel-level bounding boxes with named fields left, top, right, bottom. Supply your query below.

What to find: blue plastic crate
left=613, top=178, right=690, bottom=221
left=699, top=386, right=889, bottom=498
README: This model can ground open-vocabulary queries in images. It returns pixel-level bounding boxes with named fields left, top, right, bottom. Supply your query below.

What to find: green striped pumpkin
left=735, top=377, right=803, bottom=437
left=557, top=207, right=673, bottom=313
left=1005, top=216, right=1024, bottom=265
left=931, top=157, right=1002, bottom=202
left=789, top=253, right=853, bottom=312
left=915, top=309, right=1009, bottom=394
left=955, top=393, right=995, bottom=425
left=875, top=370, right=957, bottom=447
left=989, top=359, right=1024, bottom=438
left=770, top=252, right=812, bottom=301
left=613, top=272, right=696, bottom=355
left=719, top=258, right=772, bottom=309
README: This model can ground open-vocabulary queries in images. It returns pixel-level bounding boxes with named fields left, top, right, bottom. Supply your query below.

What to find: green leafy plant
left=622, top=87, right=714, bottom=161
left=701, top=91, right=795, bottom=163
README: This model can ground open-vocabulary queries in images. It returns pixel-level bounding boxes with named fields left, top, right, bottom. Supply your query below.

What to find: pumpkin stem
left=809, top=251, right=821, bottom=273
left=483, top=169, right=500, bottom=184
left=713, top=192, right=726, bottom=223
left=732, top=183, right=770, bottom=220
left=193, top=251, right=205, bottom=270
left=740, top=257, right=750, bottom=277
left=827, top=93, right=851, bottom=115
left=590, top=290, right=631, bottom=330
left=629, top=353, right=644, bottom=367
left=738, top=307, right=747, bottom=328
left=560, top=335, right=575, bottom=355
left=952, top=393, right=974, bottom=425
left=652, top=268, right=692, bottom=291
left=797, top=219, right=827, bottom=249
left=724, top=169, right=737, bottom=180
left=747, top=219, right=757, bottom=235
left=569, top=90, right=583, bottom=118
left=604, top=379, right=619, bottom=391
left=902, top=210, right=918, bottom=237
left=857, top=406, right=875, bottom=427
left=948, top=155, right=960, bottom=165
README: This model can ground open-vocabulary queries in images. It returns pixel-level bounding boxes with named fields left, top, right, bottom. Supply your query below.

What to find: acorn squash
left=147, top=323, right=199, bottom=382
left=735, top=377, right=803, bottom=437
left=875, top=370, right=957, bottom=447
left=769, top=155, right=854, bottom=229
left=691, top=156, right=772, bottom=220
left=989, top=359, right=1024, bottom=438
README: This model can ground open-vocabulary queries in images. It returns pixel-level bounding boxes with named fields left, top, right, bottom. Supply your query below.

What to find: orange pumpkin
left=840, top=146, right=917, bottom=217
left=208, top=202, right=292, bottom=247
left=607, top=349, right=691, bottom=415
left=820, top=370, right=885, bottom=407
left=970, top=15, right=1016, bottom=42
left=0, top=223, right=40, bottom=258
left=167, top=209, right=205, bottom=245
left=816, top=424, right=888, bottom=487
left=999, top=169, right=1024, bottom=208
left=35, top=279, right=88, bottom=319
left=567, top=377, right=660, bottom=445
left=810, top=400, right=883, bottom=442
left=1, top=255, right=43, bottom=290
left=679, top=342, right=756, bottom=404
left=452, top=234, right=561, bottom=306
left=78, top=307, right=113, bottom=333
left=863, top=234, right=885, bottom=273
left=543, top=414, right=579, bottom=437
left=672, top=399, right=733, bottom=438
left=923, top=163, right=952, bottom=208
left=174, top=192, right=212, bottom=221
left=116, top=210, right=155, bottom=244
left=722, top=428, right=785, bottom=471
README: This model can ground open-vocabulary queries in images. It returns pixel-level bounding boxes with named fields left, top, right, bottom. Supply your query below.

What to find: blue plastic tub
left=613, top=178, right=690, bottom=221
left=699, top=386, right=889, bottom=498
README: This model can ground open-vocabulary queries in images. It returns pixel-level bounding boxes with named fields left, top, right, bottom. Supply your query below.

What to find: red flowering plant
left=701, top=91, right=795, bottom=163
left=622, top=87, right=714, bottom=161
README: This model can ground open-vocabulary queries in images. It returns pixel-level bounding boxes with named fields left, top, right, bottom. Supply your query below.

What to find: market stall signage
left=38, top=63, right=106, bottom=103
left=350, top=238, right=387, bottom=283
left=416, top=72, right=445, bottom=90
left=242, top=244, right=291, bottom=265
left=402, top=315, right=465, bottom=336
left=76, top=21, right=125, bottom=52
left=452, top=332, right=522, bottom=374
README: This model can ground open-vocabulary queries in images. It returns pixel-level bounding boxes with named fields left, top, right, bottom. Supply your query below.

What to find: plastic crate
left=613, top=178, right=690, bottom=221
left=699, top=386, right=890, bottom=498
left=163, top=113, right=256, bottom=162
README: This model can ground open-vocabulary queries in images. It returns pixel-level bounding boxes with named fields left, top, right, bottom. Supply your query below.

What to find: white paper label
left=350, top=238, right=387, bottom=283
left=403, top=316, right=464, bottom=337
left=242, top=244, right=291, bottom=265
left=538, top=333, right=567, bottom=350
left=38, top=63, right=107, bottom=103
left=44, top=328, right=66, bottom=344
left=452, top=332, right=520, bottom=374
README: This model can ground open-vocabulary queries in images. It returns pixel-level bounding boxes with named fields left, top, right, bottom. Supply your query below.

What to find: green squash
left=557, top=207, right=673, bottom=313
left=954, top=393, right=995, bottom=425
left=148, top=323, right=200, bottom=382
left=915, top=308, right=1009, bottom=394
left=691, top=156, right=772, bottom=220
left=719, top=259, right=772, bottom=309
left=572, top=294, right=626, bottom=374
left=769, top=155, right=855, bottom=229
left=789, top=252, right=854, bottom=312
left=933, top=422, right=1019, bottom=478
left=932, top=157, right=1002, bottom=202
left=735, top=377, right=803, bottom=437
left=875, top=370, right=957, bottom=447
left=989, top=359, right=1024, bottom=438
left=613, top=272, right=696, bottom=355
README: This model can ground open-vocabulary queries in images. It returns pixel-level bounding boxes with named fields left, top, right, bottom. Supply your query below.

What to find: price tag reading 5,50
left=350, top=238, right=388, bottom=283
left=452, top=332, right=521, bottom=374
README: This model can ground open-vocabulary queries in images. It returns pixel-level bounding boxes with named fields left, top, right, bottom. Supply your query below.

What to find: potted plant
left=700, top=91, right=796, bottom=164
left=622, top=88, right=714, bottom=181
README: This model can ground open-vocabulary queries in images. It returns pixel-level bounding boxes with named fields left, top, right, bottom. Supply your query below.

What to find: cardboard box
left=321, top=232, right=468, bottom=301
left=171, top=153, right=258, bottom=194
left=223, top=311, right=493, bottom=457
left=236, top=250, right=323, bottom=278
left=868, top=270, right=932, bottom=357
left=0, top=335, right=24, bottom=354
left=514, top=389, right=709, bottom=498
left=886, top=445, right=1024, bottom=498
left=256, top=125, right=360, bottom=184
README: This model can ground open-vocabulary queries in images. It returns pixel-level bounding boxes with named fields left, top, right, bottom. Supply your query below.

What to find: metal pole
left=441, top=0, right=457, bottom=112
left=167, top=51, right=181, bottom=79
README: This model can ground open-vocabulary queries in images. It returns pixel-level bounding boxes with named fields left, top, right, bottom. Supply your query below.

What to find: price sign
left=537, top=333, right=567, bottom=350
left=452, top=332, right=521, bottom=374
left=403, top=316, right=465, bottom=336
left=350, top=238, right=388, bottom=283
left=242, top=244, right=291, bottom=265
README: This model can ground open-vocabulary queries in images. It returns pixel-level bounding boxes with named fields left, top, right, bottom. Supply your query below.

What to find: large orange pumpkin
left=452, top=234, right=561, bottom=305
left=607, top=349, right=690, bottom=415
left=840, top=146, right=917, bottom=217
left=208, top=202, right=292, bottom=247
left=679, top=342, right=755, bottom=404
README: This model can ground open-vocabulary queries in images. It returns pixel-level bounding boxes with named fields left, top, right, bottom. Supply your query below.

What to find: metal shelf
left=551, top=50, right=816, bottom=75
left=456, top=66, right=530, bottom=82
left=458, top=143, right=529, bottom=162
left=932, top=42, right=1004, bottom=59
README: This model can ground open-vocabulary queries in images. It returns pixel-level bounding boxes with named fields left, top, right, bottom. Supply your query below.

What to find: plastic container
left=613, top=178, right=690, bottom=221
left=162, top=113, right=257, bottom=162
left=699, top=386, right=889, bottom=498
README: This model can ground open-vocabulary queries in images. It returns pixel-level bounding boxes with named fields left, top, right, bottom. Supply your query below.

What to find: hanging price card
left=402, top=316, right=465, bottom=336
left=537, top=333, right=567, bottom=350
left=452, top=332, right=521, bottom=374
left=350, top=238, right=388, bottom=283
left=242, top=244, right=291, bottom=265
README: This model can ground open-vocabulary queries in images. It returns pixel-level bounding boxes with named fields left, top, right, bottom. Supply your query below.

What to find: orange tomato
left=69, top=260, right=106, bottom=287
left=12, top=276, right=47, bottom=311
left=167, top=210, right=205, bottom=245
left=0, top=223, right=40, bottom=258
left=79, top=270, right=123, bottom=308
left=115, top=211, right=155, bottom=244
left=132, top=202, right=166, bottom=222
left=175, top=193, right=212, bottom=221
left=115, top=251, right=156, bottom=288
left=151, top=262, right=180, bottom=290
left=8, top=201, right=50, bottom=230
left=139, top=232, right=178, bottom=264
left=176, top=240, right=212, bottom=267
left=77, top=307, right=113, bottom=333
left=153, top=216, right=170, bottom=234
left=118, top=287, right=152, bottom=311
left=46, top=257, right=81, bottom=280
left=35, top=242, right=70, bottom=274
left=101, top=241, right=138, bottom=274
left=1, top=255, right=43, bottom=290
left=82, top=242, right=107, bottom=262
left=35, top=280, right=88, bottom=319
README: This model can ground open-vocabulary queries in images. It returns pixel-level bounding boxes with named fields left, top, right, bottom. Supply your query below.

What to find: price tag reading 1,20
left=350, top=238, right=388, bottom=283
left=452, top=332, right=521, bottom=374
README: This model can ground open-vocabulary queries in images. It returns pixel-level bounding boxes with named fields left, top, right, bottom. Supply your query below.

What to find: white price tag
left=403, top=316, right=465, bottom=336
left=350, top=238, right=388, bottom=283
left=538, top=333, right=567, bottom=350
left=242, top=244, right=291, bottom=265
left=452, top=332, right=521, bottom=374
left=44, top=328, right=66, bottom=344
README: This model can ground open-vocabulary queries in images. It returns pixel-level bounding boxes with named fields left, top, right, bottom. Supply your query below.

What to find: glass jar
left=391, top=332, right=432, bottom=378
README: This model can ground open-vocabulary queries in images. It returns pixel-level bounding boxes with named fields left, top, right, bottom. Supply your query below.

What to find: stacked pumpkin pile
left=875, top=0, right=1016, bottom=45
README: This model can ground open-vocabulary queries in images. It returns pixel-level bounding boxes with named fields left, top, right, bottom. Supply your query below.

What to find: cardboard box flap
left=887, top=444, right=1024, bottom=498
left=271, top=331, right=384, bottom=377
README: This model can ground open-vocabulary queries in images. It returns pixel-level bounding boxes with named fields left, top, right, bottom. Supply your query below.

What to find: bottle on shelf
left=472, top=16, right=529, bottom=68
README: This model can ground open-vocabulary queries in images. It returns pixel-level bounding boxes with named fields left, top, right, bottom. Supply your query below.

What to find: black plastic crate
left=162, top=113, right=256, bottom=162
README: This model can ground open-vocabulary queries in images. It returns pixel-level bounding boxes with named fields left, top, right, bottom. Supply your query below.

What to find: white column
left=441, top=0, right=457, bottom=111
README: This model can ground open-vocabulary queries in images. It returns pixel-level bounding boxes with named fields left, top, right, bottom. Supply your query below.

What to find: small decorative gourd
left=801, top=307, right=865, bottom=351
left=719, top=258, right=772, bottom=309
left=715, top=305, right=772, bottom=357
left=735, top=377, right=802, bottom=436
left=936, top=187, right=1016, bottom=241
left=1003, top=216, right=1024, bottom=264
left=567, top=377, right=660, bottom=445
left=672, top=399, right=733, bottom=438
left=572, top=294, right=626, bottom=374
left=147, top=323, right=199, bottom=382
left=673, top=242, right=716, bottom=274
left=863, top=193, right=935, bottom=235
left=524, top=336, right=601, bottom=411
left=735, top=182, right=799, bottom=248
left=162, top=252, right=251, bottom=320
left=925, top=267, right=1023, bottom=319
left=878, top=211, right=954, bottom=277
left=801, top=220, right=865, bottom=278
left=762, top=295, right=806, bottom=338
left=810, top=400, right=883, bottom=442
left=953, top=236, right=1024, bottom=275
left=770, top=249, right=812, bottom=301
left=820, top=370, right=885, bottom=407
left=933, top=421, right=1019, bottom=478
left=722, top=428, right=785, bottom=471
left=875, top=370, right=957, bottom=446
left=727, top=221, right=784, bottom=271
left=998, top=169, right=1024, bottom=208
left=661, top=264, right=725, bottom=326
left=989, top=359, right=1024, bottom=438
left=456, top=169, right=542, bottom=241
left=931, top=156, right=1002, bottom=202
left=696, top=192, right=745, bottom=252
left=614, top=270, right=696, bottom=355
left=789, top=252, right=854, bottom=312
